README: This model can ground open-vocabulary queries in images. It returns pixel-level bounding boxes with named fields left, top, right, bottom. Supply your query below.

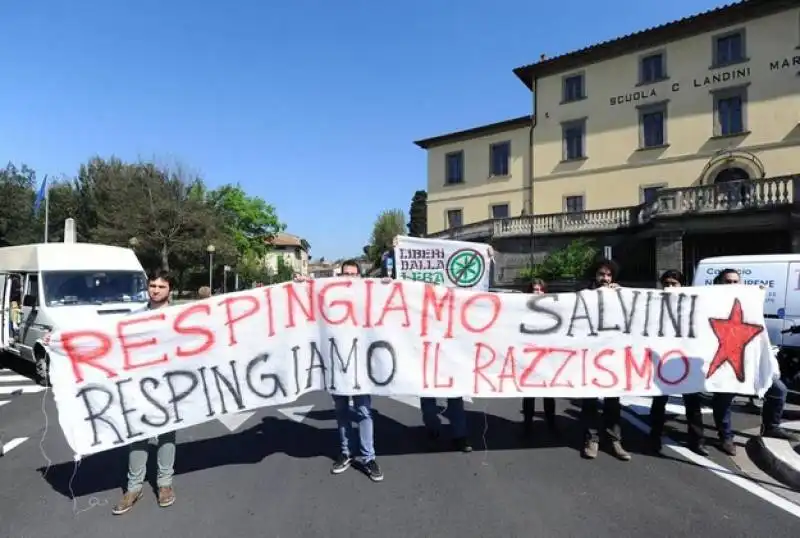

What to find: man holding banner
left=296, top=260, right=386, bottom=482
left=112, top=271, right=177, bottom=515
left=579, top=259, right=631, bottom=462
left=390, top=236, right=494, bottom=453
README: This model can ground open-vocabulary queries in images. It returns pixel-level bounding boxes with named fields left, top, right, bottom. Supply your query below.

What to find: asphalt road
left=1, top=368, right=799, bottom=538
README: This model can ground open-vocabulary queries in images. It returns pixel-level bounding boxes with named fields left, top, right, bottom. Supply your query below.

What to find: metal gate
left=682, top=231, right=790, bottom=283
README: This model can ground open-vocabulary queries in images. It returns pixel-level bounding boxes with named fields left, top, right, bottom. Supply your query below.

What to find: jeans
left=332, top=395, right=375, bottom=462
left=713, top=379, right=789, bottom=440
left=420, top=398, right=467, bottom=438
left=126, top=431, right=176, bottom=493
left=581, top=398, right=621, bottom=443
left=650, top=393, right=703, bottom=445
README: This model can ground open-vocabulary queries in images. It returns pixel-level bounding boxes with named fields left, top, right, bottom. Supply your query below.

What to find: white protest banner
left=47, top=279, right=776, bottom=457
left=394, top=236, right=492, bottom=290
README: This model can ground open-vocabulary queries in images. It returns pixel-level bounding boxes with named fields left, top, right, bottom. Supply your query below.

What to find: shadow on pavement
left=0, top=352, right=38, bottom=381
left=38, top=399, right=587, bottom=499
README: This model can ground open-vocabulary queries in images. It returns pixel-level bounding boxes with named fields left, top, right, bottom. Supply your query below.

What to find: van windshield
left=41, top=270, right=148, bottom=307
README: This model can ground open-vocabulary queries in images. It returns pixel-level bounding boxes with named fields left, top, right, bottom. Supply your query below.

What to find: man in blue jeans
left=112, top=271, right=177, bottom=515
left=711, top=269, right=800, bottom=456
left=296, top=260, right=384, bottom=482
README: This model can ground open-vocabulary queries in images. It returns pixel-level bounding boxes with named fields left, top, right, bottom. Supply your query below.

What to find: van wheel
left=34, top=345, right=51, bottom=387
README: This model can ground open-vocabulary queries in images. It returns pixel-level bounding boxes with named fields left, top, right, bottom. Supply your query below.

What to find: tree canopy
left=0, top=158, right=290, bottom=292
left=407, top=190, right=427, bottom=237
left=365, top=209, right=406, bottom=267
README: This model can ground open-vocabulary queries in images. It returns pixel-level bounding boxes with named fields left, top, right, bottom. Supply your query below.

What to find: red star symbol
left=706, top=299, right=764, bottom=382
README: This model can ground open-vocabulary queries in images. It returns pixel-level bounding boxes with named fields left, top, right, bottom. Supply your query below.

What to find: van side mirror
left=22, top=294, right=38, bottom=308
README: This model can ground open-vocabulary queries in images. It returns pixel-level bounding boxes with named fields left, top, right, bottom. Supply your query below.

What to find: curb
left=751, top=421, right=800, bottom=490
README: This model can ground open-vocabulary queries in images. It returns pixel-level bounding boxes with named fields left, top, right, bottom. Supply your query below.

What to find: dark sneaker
left=647, top=436, right=664, bottom=456
left=610, top=440, right=632, bottom=462
left=452, top=437, right=473, bottom=453
left=426, top=430, right=441, bottom=452
left=582, top=439, right=599, bottom=459
left=521, top=419, right=533, bottom=439
left=719, top=438, right=737, bottom=456
left=689, top=442, right=710, bottom=457
left=762, top=427, right=800, bottom=442
left=331, top=454, right=352, bottom=474
left=363, top=459, right=384, bottom=482
left=546, top=419, right=559, bottom=434
left=157, top=486, right=175, bottom=508
left=111, top=490, right=143, bottom=515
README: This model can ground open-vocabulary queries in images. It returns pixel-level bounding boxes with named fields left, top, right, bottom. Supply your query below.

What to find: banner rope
left=39, top=382, right=108, bottom=516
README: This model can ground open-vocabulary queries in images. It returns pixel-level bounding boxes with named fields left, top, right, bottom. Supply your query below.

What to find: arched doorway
left=713, top=166, right=751, bottom=208
left=713, top=167, right=751, bottom=184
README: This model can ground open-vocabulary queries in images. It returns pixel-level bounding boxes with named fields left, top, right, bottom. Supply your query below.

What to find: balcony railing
left=428, top=175, right=797, bottom=240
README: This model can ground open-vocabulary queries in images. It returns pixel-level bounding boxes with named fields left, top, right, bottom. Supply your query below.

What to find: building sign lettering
left=605, top=55, right=800, bottom=106
left=609, top=88, right=657, bottom=106
left=769, top=55, right=800, bottom=71
left=692, top=67, right=750, bottom=88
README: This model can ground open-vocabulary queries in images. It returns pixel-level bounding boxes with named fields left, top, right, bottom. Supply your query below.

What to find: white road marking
left=216, top=411, right=257, bottom=432
left=1, top=437, right=28, bottom=456
left=0, top=385, right=44, bottom=395
left=389, top=395, right=473, bottom=409
left=621, top=410, right=800, bottom=519
left=620, top=396, right=713, bottom=416
left=277, top=405, right=315, bottom=423
left=0, top=374, right=35, bottom=383
left=0, top=401, right=9, bottom=409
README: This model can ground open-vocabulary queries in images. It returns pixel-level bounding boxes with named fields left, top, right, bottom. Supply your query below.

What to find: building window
left=446, top=209, right=463, bottom=229
left=445, top=151, right=464, bottom=184
left=638, top=103, right=667, bottom=148
left=640, top=52, right=666, bottom=84
left=713, top=30, right=746, bottom=67
left=491, top=204, right=510, bottom=219
left=562, top=119, right=586, bottom=160
left=489, top=141, right=510, bottom=176
left=641, top=185, right=665, bottom=204
left=713, top=87, right=747, bottom=136
left=562, top=74, right=585, bottom=103
left=563, top=195, right=584, bottom=213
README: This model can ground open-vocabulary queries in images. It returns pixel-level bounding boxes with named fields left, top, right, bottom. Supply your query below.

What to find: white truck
left=0, top=242, right=148, bottom=385
left=692, top=254, right=800, bottom=350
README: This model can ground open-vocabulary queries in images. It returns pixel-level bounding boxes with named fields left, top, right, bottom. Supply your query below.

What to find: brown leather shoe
left=158, top=486, right=175, bottom=508
left=610, top=441, right=632, bottom=461
left=582, top=440, right=599, bottom=459
left=112, top=490, right=143, bottom=515
left=719, top=439, right=737, bottom=456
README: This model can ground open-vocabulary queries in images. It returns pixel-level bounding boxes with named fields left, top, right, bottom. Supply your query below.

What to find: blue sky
left=1, top=0, right=728, bottom=259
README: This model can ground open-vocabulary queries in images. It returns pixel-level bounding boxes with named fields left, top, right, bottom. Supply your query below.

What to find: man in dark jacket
left=383, top=242, right=472, bottom=452
left=579, top=259, right=631, bottom=461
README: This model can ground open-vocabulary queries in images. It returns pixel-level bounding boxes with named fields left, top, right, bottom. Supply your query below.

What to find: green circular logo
left=446, top=248, right=486, bottom=288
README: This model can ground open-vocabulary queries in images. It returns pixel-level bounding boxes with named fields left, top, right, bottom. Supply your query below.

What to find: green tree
left=519, top=239, right=598, bottom=281
left=0, top=163, right=37, bottom=246
left=43, top=180, right=82, bottom=242
left=205, top=184, right=285, bottom=262
left=366, top=209, right=406, bottom=266
left=74, top=158, right=236, bottom=273
left=407, top=190, right=427, bottom=237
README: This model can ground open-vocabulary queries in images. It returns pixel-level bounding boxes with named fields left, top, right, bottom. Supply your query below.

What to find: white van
left=692, top=254, right=800, bottom=349
left=0, top=243, right=148, bottom=385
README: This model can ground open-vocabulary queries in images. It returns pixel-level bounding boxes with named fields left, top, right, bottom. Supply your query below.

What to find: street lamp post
left=223, top=265, right=231, bottom=294
left=207, top=244, right=215, bottom=290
